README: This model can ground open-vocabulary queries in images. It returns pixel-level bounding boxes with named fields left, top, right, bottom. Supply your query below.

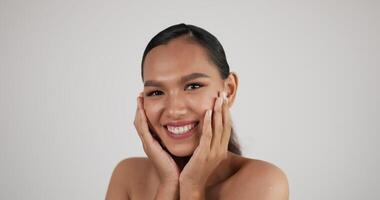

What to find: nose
left=165, top=92, right=187, bottom=119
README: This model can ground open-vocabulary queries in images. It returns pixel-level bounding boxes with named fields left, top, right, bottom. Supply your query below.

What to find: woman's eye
left=147, top=91, right=164, bottom=96
left=185, top=83, right=203, bottom=91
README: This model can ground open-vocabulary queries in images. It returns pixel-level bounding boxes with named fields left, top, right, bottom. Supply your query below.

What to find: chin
left=166, top=143, right=197, bottom=157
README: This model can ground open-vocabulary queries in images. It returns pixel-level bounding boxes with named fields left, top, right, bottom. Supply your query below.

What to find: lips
left=167, top=123, right=196, bottom=134
left=164, top=121, right=199, bottom=139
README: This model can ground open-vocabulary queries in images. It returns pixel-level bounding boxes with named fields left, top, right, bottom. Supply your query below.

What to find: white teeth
left=167, top=123, right=196, bottom=135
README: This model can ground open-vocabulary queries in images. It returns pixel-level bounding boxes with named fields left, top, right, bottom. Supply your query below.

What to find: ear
left=223, top=72, right=239, bottom=107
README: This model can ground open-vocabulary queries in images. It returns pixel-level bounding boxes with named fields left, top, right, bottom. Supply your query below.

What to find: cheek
left=188, top=92, right=216, bottom=113
left=143, top=100, right=162, bottom=125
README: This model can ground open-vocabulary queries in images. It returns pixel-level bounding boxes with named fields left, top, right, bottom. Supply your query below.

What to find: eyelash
left=146, top=83, right=204, bottom=97
left=185, top=83, right=203, bottom=90
left=147, top=91, right=163, bottom=97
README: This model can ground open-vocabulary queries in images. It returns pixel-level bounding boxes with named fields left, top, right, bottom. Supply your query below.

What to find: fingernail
left=222, top=92, right=227, bottom=101
left=208, top=109, right=212, bottom=118
left=219, top=96, right=223, bottom=107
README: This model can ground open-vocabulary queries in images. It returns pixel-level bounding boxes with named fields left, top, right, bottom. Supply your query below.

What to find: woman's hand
left=134, top=94, right=180, bottom=199
left=179, top=92, right=232, bottom=198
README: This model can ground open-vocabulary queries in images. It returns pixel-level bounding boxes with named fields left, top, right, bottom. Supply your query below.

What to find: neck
left=171, top=154, right=191, bottom=172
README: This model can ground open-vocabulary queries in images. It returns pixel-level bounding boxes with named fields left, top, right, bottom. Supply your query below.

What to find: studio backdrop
left=1, top=0, right=379, bottom=199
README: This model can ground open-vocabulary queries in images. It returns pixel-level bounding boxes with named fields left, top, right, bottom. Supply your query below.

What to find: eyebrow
left=144, top=72, right=210, bottom=87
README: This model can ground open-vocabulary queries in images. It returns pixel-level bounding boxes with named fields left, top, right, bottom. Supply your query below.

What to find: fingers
left=137, top=97, right=150, bottom=138
left=134, top=94, right=155, bottom=149
left=199, top=91, right=231, bottom=154
left=221, top=92, right=232, bottom=151
left=199, top=109, right=212, bottom=152
left=134, top=96, right=143, bottom=140
left=211, top=92, right=223, bottom=151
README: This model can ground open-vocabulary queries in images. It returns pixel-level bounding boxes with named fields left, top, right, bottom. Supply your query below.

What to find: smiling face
left=142, top=37, right=226, bottom=157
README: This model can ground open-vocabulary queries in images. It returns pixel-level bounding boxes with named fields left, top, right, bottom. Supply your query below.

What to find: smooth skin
left=106, top=37, right=289, bottom=200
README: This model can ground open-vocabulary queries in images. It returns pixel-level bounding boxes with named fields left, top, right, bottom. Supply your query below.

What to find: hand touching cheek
left=179, top=91, right=231, bottom=197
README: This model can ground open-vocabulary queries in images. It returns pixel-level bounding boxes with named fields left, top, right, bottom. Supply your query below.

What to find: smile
left=164, top=121, right=199, bottom=139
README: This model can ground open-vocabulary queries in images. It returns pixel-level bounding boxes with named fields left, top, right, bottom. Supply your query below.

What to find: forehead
left=143, top=37, right=220, bottom=81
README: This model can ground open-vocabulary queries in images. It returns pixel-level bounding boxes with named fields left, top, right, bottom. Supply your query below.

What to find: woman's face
left=142, top=37, right=225, bottom=157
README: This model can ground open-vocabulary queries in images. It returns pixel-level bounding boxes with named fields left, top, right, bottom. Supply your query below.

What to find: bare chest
left=128, top=172, right=159, bottom=200
left=128, top=177, right=232, bottom=200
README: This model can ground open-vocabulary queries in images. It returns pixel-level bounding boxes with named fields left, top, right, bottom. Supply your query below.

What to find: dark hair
left=141, top=23, right=242, bottom=155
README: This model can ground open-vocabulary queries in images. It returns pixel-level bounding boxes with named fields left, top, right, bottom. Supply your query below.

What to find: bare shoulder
left=114, top=157, right=151, bottom=177
left=226, top=157, right=289, bottom=200
left=105, top=157, right=151, bottom=200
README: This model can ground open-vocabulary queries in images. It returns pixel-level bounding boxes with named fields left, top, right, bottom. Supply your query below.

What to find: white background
left=1, top=0, right=379, bottom=199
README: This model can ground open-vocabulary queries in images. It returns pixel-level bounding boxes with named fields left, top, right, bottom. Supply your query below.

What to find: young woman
left=106, top=23, right=289, bottom=200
